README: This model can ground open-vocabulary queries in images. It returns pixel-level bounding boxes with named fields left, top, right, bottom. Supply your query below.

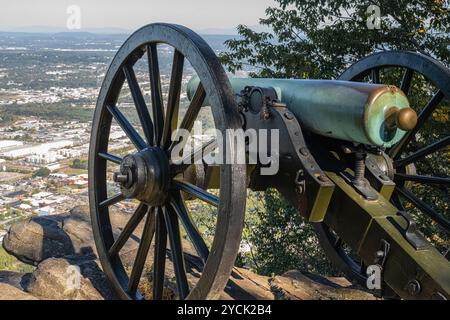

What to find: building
left=35, top=206, right=55, bottom=216
left=0, top=140, right=74, bottom=159
left=3, top=190, right=27, bottom=200
left=32, top=192, right=53, bottom=200
left=26, top=151, right=59, bottom=165
left=0, top=140, right=24, bottom=150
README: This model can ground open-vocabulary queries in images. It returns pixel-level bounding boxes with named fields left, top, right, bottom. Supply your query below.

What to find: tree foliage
left=240, top=190, right=333, bottom=276
left=32, top=167, right=51, bottom=178
left=71, top=159, right=88, bottom=170
left=221, top=0, right=450, bottom=79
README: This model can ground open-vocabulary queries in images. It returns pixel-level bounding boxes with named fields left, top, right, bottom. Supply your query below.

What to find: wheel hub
left=367, top=152, right=396, bottom=180
left=113, top=147, right=170, bottom=206
left=367, top=152, right=417, bottom=188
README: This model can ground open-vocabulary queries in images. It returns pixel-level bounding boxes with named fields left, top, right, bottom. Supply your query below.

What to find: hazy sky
left=0, top=0, right=275, bottom=32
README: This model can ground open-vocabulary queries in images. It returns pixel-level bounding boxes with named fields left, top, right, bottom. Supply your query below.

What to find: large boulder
left=270, top=270, right=375, bottom=300
left=26, top=256, right=116, bottom=300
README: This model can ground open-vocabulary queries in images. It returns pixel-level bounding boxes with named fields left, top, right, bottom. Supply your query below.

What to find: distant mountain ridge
left=0, top=26, right=132, bottom=34
left=0, top=24, right=270, bottom=36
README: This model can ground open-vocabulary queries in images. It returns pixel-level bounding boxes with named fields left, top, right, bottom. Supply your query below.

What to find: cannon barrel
left=187, top=77, right=416, bottom=148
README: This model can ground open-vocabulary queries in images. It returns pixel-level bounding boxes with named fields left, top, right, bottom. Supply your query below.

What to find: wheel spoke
left=392, top=193, right=406, bottom=211
left=396, top=187, right=450, bottom=232
left=162, top=50, right=184, bottom=148
left=169, top=83, right=206, bottom=152
left=394, top=136, right=450, bottom=168
left=172, top=138, right=218, bottom=174
left=333, top=236, right=343, bottom=249
left=99, top=193, right=125, bottom=208
left=371, top=68, right=380, bottom=84
left=183, top=138, right=218, bottom=165
left=153, top=208, right=167, bottom=300
left=98, top=152, right=122, bottom=165
left=123, top=65, right=155, bottom=146
left=172, top=180, right=219, bottom=207
left=394, top=173, right=450, bottom=186
left=179, top=83, right=206, bottom=132
left=106, top=104, right=147, bottom=150
left=170, top=193, right=209, bottom=264
left=109, top=203, right=150, bottom=257
left=163, top=206, right=190, bottom=299
left=147, top=44, right=165, bottom=146
left=389, top=90, right=444, bottom=158
left=127, top=208, right=156, bottom=295
left=400, top=68, right=414, bottom=95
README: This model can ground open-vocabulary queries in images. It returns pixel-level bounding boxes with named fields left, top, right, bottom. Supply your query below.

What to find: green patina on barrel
left=187, top=76, right=411, bottom=148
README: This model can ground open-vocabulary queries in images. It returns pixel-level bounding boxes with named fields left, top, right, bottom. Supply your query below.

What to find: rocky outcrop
left=0, top=206, right=375, bottom=300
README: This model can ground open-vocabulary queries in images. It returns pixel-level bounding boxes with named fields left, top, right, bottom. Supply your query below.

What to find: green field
left=0, top=245, right=34, bottom=273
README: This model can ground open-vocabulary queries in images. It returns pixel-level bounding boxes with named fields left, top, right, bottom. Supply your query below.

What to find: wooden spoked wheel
left=89, top=24, right=246, bottom=300
left=315, top=51, right=450, bottom=292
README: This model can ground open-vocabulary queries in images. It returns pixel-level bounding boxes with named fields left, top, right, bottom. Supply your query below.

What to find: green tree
left=71, top=158, right=88, bottom=170
left=32, top=167, right=51, bottom=178
left=241, top=190, right=333, bottom=276
left=221, top=0, right=449, bottom=79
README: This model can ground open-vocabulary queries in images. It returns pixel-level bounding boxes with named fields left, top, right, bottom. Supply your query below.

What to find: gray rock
left=3, top=214, right=75, bottom=265
left=2, top=206, right=127, bottom=265
left=0, top=270, right=32, bottom=291
left=269, top=270, right=376, bottom=300
left=26, top=256, right=116, bottom=300
left=0, top=283, right=38, bottom=300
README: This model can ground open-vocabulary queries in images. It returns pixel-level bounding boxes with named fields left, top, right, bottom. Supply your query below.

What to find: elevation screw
left=353, top=150, right=366, bottom=186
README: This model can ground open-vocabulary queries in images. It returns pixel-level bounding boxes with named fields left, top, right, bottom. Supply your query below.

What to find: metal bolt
left=260, top=108, right=270, bottom=120
left=342, top=146, right=353, bottom=154
left=284, top=111, right=294, bottom=120
left=375, top=250, right=385, bottom=259
left=406, top=280, right=421, bottom=296
left=318, top=175, right=328, bottom=182
left=299, top=148, right=309, bottom=156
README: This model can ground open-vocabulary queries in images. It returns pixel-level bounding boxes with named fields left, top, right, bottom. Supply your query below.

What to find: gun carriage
left=88, top=23, right=450, bottom=300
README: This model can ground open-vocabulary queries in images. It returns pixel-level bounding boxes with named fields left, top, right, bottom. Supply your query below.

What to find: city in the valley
left=0, top=32, right=242, bottom=242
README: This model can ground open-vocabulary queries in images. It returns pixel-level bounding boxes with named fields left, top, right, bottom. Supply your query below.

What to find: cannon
left=88, top=23, right=450, bottom=300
